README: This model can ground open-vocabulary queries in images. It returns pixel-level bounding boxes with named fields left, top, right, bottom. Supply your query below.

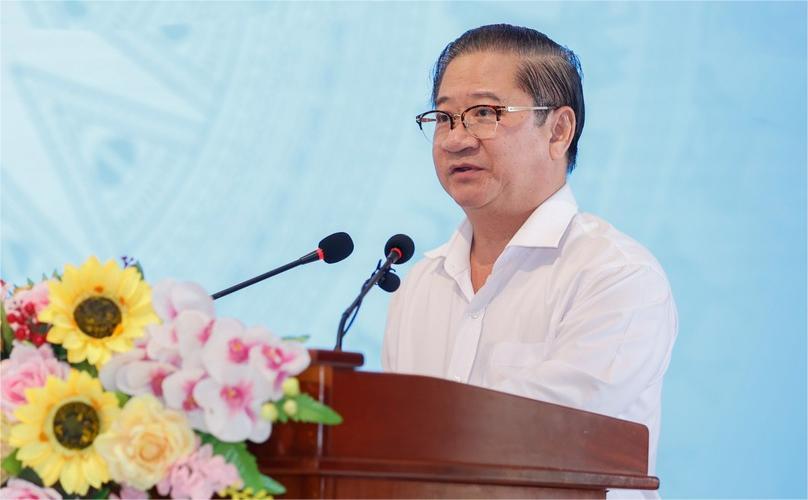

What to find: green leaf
left=275, top=403, right=289, bottom=424
left=89, top=484, right=111, bottom=499
left=197, top=432, right=286, bottom=495
left=133, top=261, right=145, bottom=280
left=1, top=449, right=22, bottom=476
left=281, top=334, right=310, bottom=343
left=258, top=474, right=286, bottom=495
left=51, top=343, right=69, bottom=362
left=1, top=301, right=15, bottom=358
left=290, top=394, right=342, bottom=425
left=70, top=360, right=98, bottom=377
left=114, top=391, right=131, bottom=407
left=16, top=466, right=43, bottom=486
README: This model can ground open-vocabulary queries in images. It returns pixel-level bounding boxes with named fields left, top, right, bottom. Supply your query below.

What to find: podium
left=249, top=350, right=659, bottom=498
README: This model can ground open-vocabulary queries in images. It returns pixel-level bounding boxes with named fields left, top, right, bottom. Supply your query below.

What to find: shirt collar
left=424, top=184, right=579, bottom=276
left=506, top=183, right=578, bottom=249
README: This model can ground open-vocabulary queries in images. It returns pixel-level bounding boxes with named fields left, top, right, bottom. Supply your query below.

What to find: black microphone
left=383, top=233, right=416, bottom=266
left=377, top=270, right=400, bottom=293
left=335, top=234, right=414, bottom=350
left=212, top=232, right=353, bottom=300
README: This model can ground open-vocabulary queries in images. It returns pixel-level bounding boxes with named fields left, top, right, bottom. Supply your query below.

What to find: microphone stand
left=334, top=270, right=389, bottom=350
left=210, top=232, right=353, bottom=300
left=212, top=259, right=306, bottom=300
left=335, top=251, right=401, bottom=350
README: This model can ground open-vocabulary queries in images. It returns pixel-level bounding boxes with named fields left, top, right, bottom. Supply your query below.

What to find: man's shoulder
left=559, top=212, right=676, bottom=310
left=564, top=212, right=668, bottom=276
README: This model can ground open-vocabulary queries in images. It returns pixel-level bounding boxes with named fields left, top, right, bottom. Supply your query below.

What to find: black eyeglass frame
left=415, top=104, right=555, bottom=138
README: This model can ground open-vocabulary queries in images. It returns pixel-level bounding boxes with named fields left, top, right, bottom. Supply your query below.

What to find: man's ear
left=548, top=106, right=576, bottom=162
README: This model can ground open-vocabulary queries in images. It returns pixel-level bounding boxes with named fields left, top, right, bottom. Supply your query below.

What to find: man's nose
left=439, top=122, right=479, bottom=153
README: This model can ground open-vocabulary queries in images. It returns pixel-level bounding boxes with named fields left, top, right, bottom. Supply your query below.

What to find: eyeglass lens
left=418, top=106, right=500, bottom=143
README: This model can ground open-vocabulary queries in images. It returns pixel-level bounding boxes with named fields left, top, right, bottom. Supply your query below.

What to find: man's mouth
left=450, top=164, right=483, bottom=174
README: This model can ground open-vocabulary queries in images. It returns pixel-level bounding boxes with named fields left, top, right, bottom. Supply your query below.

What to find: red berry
left=30, top=334, right=46, bottom=347
left=13, top=328, right=27, bottom=340
left=6, top=313, right=19, bottom=324
left=23, top=303, right=36, bottom=315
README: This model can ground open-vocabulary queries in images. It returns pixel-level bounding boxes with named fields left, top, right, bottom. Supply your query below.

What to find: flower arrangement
left=0, top=256, right=341, bottom=499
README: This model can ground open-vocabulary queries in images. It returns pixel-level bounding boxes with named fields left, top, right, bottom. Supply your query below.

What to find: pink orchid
left=0, top=479, right=62, bottom=499
left=162, top=368, right=209, bottom=431
left=194, top=375, right=272, bottom=442
left=144, top=322, right=180, bottom=366
left=201, top=318, right=269, bottom=383
left=175, top=310, right=215, bottom=369
left=108, top=359, right=178, bottom=398
left=99, top=345, right=179, bottom=399
left=249, top=337, right=310, bottom=399
left=1, top=343, right=70, bottom=420
left=152, top=279, right=214, bottom=322
left=146, top=310, right=214, bottom=370
left=98, top=347, right=148, bottom=392
left=156, top=442, right=241, bottom=499
left=99, top=347, right=148, bottom=392
left=98, top=326, right=152, bottom=391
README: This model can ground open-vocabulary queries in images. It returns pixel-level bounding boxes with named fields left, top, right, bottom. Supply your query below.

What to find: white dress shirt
left=383, top=184, right=677, bottom=498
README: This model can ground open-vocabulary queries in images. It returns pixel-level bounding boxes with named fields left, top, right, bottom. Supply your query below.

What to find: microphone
left=296, top=231, right=355, bottom=265
left=377, top=270, right=400, bottom=293
left=335, top=234, right=414, bottom=350
left=367, top=233, right=412, bottom=294
left=383, top=233, right=416, bottom=266
left=212, top=232, right=354, bottom=300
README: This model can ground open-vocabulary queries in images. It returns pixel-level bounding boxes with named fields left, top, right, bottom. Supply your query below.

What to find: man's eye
left=474, top=107, right=495, bottom=118
left=435, top=114, right=451, bottom=124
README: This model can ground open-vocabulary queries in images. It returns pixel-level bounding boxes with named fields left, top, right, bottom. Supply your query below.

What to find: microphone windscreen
left=319, top=232, right=354, bottom=264
left=378, top=271, right=401, bottom=293
left=385, top=234, right=415, bottom=264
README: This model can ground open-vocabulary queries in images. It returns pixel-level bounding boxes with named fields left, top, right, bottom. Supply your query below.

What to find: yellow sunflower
left=39, top=256, right=159, bottom=367
left=9, top=370, right=120, bottom=495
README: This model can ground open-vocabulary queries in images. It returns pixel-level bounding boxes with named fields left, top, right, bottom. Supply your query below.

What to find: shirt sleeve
left=490, top=263, right=678, bottom=418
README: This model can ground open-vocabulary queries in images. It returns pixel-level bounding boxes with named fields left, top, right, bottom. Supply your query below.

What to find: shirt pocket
left=489, top=340, right=548, bottom=369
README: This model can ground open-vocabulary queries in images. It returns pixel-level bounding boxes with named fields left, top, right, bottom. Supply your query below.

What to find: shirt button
left=453, top=375, right=462, bottom=382
left=470, top=311, right=480, bottom=319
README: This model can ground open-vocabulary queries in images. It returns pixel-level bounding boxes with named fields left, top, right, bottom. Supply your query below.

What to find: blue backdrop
left=1, top=2, right=805, bottom=497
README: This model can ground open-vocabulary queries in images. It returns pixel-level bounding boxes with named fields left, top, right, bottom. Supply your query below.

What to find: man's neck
left=466, top=182, right=567, bottom=266
left=467, top=209, right=533, bottom=266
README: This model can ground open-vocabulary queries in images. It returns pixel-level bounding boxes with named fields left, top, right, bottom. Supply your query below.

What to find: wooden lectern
left=249, top=350, right=658, bottom=498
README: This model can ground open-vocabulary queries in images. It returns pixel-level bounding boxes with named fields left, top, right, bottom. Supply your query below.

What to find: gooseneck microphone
left=377, top=269, right=400, bottom=293
left=335, top=234, right=414, bottom=350
left=212, top=232, right=353, bottom=300
left=382, top=234, right=416, bottom=268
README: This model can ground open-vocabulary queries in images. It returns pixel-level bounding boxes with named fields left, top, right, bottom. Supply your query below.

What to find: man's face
left=433, top=51, right=561, bottom=214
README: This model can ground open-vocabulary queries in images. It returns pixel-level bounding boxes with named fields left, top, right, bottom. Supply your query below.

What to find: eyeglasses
left=415, top=104, right=553, bottom=143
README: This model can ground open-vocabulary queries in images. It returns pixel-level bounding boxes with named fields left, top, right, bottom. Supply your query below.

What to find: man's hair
left=431, top=24, right=585, bottom=173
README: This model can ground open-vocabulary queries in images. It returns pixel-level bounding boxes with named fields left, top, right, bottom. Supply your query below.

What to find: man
left=382, top=24, right=677, bottom=497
